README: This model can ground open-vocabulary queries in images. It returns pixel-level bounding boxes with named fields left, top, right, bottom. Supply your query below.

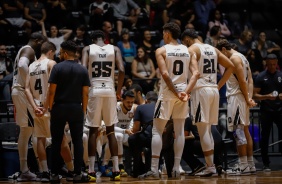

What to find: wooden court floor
left=1, top=171, right=282, bottom=184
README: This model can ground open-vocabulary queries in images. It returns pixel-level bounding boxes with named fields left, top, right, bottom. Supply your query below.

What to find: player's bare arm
left=156, top=47, right=184, bottom=100
left=82, top=85, right=89, bottom=115
left=231, top=55, right=253, bottom=106
left=216, top=48, right=234, bottom=90
left=185, top=49, right=200, bottom=95
left=114, top=46, right=125, bottom=100
left=253, top=88, right=277, bottom=101
left=81, top=46, right=90, bottom=68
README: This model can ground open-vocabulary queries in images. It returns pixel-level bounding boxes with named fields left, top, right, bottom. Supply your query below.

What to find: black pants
left=182, top=126, right=223, bottom=171
left=260, top=111, right=282, bottom=165
left=50, top=103, right=84, bottom=175
left=128, top=132, right=151, bottom=177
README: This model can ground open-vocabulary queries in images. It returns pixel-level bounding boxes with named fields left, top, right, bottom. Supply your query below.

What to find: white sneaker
left=171, top=170, right=181, bottom=179
left=16, top=170, right=37, bottom=182
left=179, top=166, right=185, bottom=175
left=249, top=164, right=256, bottom=174
left=195, top=165, right=217, bottom=177
left=227, top=164, right=250, bottom=176
left=138, top=170, right=160, bottom=180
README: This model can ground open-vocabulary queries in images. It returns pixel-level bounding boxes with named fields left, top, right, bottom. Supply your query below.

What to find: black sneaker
left=41, top=172, right=50, bottom=183
left=73, top=172, right=96, bottom=183
left=50, top=174, right=61, bottom=183
left=66, top=171, right=74, bottom=181
left=110, top=171, right=121, bottom=181
left=216, top=165, right=223, bottom=176
left=263, top=165, right=271, bottom=172
left=189, top=165, right=206, bottom=176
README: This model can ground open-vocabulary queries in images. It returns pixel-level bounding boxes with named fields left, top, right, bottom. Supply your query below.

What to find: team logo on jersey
left=278, top=77, right=281, bottom=83
left=102, top=83, right=105, bottom=87
left=228, top=117, right=232, bottom=124
left=128, top=112, right=134, bottom=118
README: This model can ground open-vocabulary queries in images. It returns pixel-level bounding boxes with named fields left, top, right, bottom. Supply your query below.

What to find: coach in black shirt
left=48, top=40, right=91, bottom=181
left=253, top=54, right=282, bottom=171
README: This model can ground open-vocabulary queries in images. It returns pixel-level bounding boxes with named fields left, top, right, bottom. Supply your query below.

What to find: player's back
left=226, top=52, right=249, bottom=97
left=193, top=43, right=218, bottom=90
left=88, top=44, right=116, bottom=97
left=28, top=58, right=49, bottom=106
left=159, top=44, right=190, bottom=99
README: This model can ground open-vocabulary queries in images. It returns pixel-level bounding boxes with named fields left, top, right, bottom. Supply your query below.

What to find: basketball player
left=217, top=39, right=257, bottom=175
left=101, top=90, right=136, bottom=177
left=139, top=22, right=200, bottom=180
left=25, top=42, right=76, bottom=182
left=181, top=29, right=234, bottom=176
left=82, top=30, right=125, bottom=181
left=11, top=33, right=46, bottom=182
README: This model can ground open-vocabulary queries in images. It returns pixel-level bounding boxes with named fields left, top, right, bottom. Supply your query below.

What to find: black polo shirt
left=48, top=60, right=90, bottom=104
left=254, top=70, right=282, bottom=112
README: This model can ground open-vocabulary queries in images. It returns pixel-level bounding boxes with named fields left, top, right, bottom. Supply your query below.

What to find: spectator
left=204, top=25, right=221, bottom=47
left=247, top=49, right=264, bottom=78
left=208, top=8, right=231, bottom=38
left=232, top=30, right=253, bottom=56
left=193, top=0, right=216, bottom=39
left=131, top=46, right=156, bottom=95
left=45, top=0, right=67, bottom=28
left=2, top=0, right=32, bottom=36
left=117, top=28, right=137, bottom=77
left=251, top=31, right=281, bottom=59
left=138, top=29, right=158, bottom=68
left=110, top=0, right=141, bottom=36
left=230, top=9, right=252, bottom=40
left=24, top=0, right=47, bottom=32
left=102, top=21, right=118, bottom=45
left=42, top=24, right=73, bottom=59
left=253, top=54, right=282, bottom=172
left=88, top=0, right=113, bottom=30
left=72, top=24, right=92, bottom=55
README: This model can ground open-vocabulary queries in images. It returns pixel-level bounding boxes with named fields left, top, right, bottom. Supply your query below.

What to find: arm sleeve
left=115, top=126, right=125, bottom=134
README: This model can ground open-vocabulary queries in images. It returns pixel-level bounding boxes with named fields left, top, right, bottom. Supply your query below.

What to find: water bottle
left=96, top=171, right=102, bottom=183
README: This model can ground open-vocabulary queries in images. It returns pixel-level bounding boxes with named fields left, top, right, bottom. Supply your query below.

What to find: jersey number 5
left=92, top=61, right=112, bottom=78
left=34, top=78, right=42, bottom=94
left=203, top=59, right=215, bottom=74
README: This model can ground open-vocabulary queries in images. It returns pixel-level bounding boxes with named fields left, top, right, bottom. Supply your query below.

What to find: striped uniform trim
left=233, top=107, right=240, bottom=126
left=195, top=102, right=201, bottom=123
left=27, top=109, right=34, bottom=127
left=154, top=101, right=162, bottom=118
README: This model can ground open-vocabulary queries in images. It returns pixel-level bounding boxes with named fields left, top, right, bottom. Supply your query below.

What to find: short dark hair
left=181, top=29, right=198, bottom=40
left=209, top=25, right=221, bottom=37
left=90, top=30, right=105, bottom=40
left=122, top=90, right=135, bottom=99
left=129, top=84, right=143, bottom=94
left=146, top=91, right=158, bottom=102
left=163, top=22, right=181, bottom=40
left=60, top=40, right=77, bottom=53
left=41, top=41, right=56, bottom=54
left=216, top=39, right=232, bottom=51
left=30, top=32, right=46, bottom=41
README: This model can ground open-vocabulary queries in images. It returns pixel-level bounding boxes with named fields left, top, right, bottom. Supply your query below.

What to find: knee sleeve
left=115, top=132, right=124, bottom=142
left=115, top=132, right=124, bottom=155
left=234, top=124, right=247, bottom=146
left=173, top=119, right=185, bottom=158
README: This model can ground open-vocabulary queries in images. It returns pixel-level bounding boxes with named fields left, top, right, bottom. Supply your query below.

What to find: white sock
left=247, top=156, right=254, bottom=166
left=65, top=161, right=74, bottom=172
left=239, top=156, right=248, bottom=168
left=40, top=160, right=48, bottom=172
left=118, top=157, right=123, bottom=165
left=173, top=157, right=181, bottom=172
left=151, top=158, right=159, bottom=173
left=112, top=156, right=119, bottom=172
left=89, top=156, right=96, bottom=172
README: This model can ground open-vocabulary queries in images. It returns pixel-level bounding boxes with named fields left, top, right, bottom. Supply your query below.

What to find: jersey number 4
left=92, top=61, right=112, bottom=77
left=34, top=78, right=42, bottom=94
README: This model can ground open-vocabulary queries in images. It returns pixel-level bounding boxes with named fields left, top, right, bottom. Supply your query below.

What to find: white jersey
left=12, top=45, right=36, bottom=89
left=88, top=44, right=116, bottom=97
left=115, top=101, right=134, bottom=129
left=192, top=43, right=218, bottom=90
left=28, top=59, right=50, bottom=106
left=159, top=44, right=190, bottom=100
left=226, top=52, right=250, bottom=97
